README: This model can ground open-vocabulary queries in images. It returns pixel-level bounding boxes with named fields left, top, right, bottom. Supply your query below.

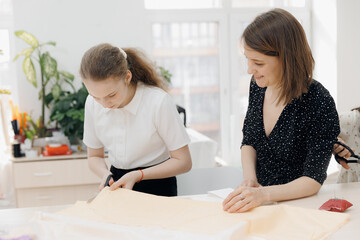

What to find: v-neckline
left=260, top=88, right=288, bottom=139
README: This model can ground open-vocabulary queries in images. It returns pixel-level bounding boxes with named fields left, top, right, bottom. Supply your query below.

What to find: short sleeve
left=241, top=81, right=258, bottom=148
left=338, top=111, right=357, bottom=141
left=155, top=94, right=190, bottom=151
left=83, top=96, right=104, bottom=149
left=303, top=95, right=340, bottom=184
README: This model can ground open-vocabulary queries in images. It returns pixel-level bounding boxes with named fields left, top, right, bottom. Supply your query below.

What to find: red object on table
left=43, top=144, right=72, bottom=156
left=319, top=198, right=353, bottom=212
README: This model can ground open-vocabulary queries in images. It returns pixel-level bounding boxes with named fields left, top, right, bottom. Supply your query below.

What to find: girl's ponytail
left=124, top=48, right=166, bottom=90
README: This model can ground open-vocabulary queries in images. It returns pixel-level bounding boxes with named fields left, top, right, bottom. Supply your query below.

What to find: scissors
left=104, top=173, right=113, bottom=187
left=87, top=174, right=113, bottom=203
left=334, top=141, right=360, bottom=164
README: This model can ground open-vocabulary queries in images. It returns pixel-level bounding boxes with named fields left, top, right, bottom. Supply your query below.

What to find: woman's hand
left=222, top=186, right=269, bottom=213
left=333, top=138, right=352, bottom=170
left=109, top=171, right=142, bottom=191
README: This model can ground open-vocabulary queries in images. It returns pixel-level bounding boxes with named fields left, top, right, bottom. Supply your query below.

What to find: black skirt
left=110, top=165, right=177, bottom=197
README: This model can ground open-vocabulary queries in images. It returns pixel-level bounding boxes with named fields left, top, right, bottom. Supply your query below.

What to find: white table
left=0, top=182, right=358, bottom=239
left=186, top=128, right=218, bottom=168
left=283, top=182, right=360, bottom=240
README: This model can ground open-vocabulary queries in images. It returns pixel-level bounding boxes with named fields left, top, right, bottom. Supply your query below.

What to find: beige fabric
left=57, top=188, right=349, bottom=240
left=337, top=110, right=360, bottom=183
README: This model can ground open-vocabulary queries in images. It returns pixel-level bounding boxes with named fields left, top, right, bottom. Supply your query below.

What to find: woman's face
left=244, top=43, right=283, bottom=88
left=83, top=71, right=132, bottom=109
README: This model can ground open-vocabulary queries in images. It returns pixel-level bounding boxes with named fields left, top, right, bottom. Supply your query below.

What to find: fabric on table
left=56, top=188, right=349, bottom=240
left=29, top=212, right=252, bottom=240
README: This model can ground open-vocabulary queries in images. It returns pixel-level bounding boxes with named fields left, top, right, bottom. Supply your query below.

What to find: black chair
left=176, top=105, right=186, bottom=127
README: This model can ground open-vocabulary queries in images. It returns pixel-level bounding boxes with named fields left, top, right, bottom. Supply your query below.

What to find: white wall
left=12, top=0, right=149, bottom=121
left=337, top=0, right=360, bottom=112
left=312, top=0, right=360, bottom=110
left=312, top=0, right=337, bottom=101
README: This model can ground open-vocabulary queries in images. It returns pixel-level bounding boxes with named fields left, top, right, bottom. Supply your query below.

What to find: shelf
left=169, top=85, right=219, bottom=95
left=153, top=47, right=218, bottom=58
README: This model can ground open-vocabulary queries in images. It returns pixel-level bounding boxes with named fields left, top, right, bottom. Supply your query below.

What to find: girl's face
left=244, top=43, right=283, bottom=88
left=83, top=71, right=133, bottom=109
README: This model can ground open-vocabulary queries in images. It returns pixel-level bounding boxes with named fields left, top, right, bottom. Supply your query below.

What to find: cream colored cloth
left=337, top=110, right=360, bottom=183
left=56, top=188, right=349, bottom=240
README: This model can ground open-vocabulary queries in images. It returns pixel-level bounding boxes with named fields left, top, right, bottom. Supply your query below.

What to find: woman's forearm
left=241, top=145, right=258, bottom=180
left=262, top=176, right=321, bottom=202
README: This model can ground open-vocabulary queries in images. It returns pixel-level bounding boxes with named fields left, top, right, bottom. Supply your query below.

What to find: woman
left=81, top=44, right=192, bottom=196
left=333, top=107, right=360, bottom=182
left=223, top=9, right=340, bottom=213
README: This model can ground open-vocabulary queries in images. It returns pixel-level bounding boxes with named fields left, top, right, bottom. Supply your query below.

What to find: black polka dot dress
left=242, top=80, right=340, bottom=186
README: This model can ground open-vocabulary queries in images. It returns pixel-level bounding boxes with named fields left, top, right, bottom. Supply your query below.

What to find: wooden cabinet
left=11, top=153, right=101, bottom=208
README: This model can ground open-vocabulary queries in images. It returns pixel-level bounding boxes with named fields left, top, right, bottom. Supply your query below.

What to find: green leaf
left=44, top=92, right=54, bottom=107
left=44, top=41, right=56, bottom=46
left=23, top=57, right=37, bottom=87
left=13, top=47, right=35, bottom=61
left=38, top=90, right=42, bottom=100
left=51, top=84, right=61, bottom=100
left=159, top=66, right=172, bottom=84
left=40, top=52, right=57, bottom=79
left=59, top=71, right=74, bottom=81
left=14, top=31, right=39, bottom=47
left=53, top=113, right=65, bottom=121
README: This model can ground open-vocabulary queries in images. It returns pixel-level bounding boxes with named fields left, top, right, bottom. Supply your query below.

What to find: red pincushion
left=319, top=198, right=353, bottom=212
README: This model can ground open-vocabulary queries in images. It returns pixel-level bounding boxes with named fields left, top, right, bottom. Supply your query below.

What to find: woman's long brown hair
left=80, top=43, right=166, bottom=90
left=243, top=8, right=314, bottom=105
left=351, top=107, right=360, bottom=112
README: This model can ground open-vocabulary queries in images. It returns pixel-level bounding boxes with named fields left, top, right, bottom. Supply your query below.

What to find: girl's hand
left=222, top=186, right=268, bottom=213
left=99, top=173, right=113, bottom=191
left=109, top=171, right=142, bottom=191
left=241, top=179, right=261, bottom=187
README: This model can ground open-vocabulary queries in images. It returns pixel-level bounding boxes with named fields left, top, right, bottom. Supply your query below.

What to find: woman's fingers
left=337, top=148, right=350, bottom=157
left=340, top=160, right=350, bottom=170
left=224, top=187, right=266, bottom=213
left=333, top=145, right=344, bottom=154
left=223, top=187, right=249, bottom=211
left=223, top=187, right=244, bottom=207
left=226, top=196, right=250, bottom=213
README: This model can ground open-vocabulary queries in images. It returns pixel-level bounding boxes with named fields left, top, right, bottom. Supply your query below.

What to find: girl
left=80, top=44, right=192, bottom=196
left=333, top=107, right=360, bottom=182
left=223, top=9, right=340, bottom=212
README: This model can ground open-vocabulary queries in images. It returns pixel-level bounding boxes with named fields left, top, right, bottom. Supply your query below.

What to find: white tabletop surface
left=0, top=182, right=359, bottom=239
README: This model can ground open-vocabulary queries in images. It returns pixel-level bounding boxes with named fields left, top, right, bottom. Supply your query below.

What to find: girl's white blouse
left=83, top=83, right=190, bottom=169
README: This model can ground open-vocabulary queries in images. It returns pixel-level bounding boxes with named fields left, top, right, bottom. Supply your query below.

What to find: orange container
left=43, top=144, right=72, bottom=156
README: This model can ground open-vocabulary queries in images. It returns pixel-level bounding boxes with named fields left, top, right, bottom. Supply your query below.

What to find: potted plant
left=13, top=31, right=76, bottom=137
left=50, top=85, right=88, bottom=145
left=159, top=66, right=172, bottom=88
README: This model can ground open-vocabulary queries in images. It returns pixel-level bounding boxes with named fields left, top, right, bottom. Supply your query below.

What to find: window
left=232, top=0, right=306, bottom=8
left=152, top=22, right=221, bottom=144
left=145, top=0, right=222, bottom=9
